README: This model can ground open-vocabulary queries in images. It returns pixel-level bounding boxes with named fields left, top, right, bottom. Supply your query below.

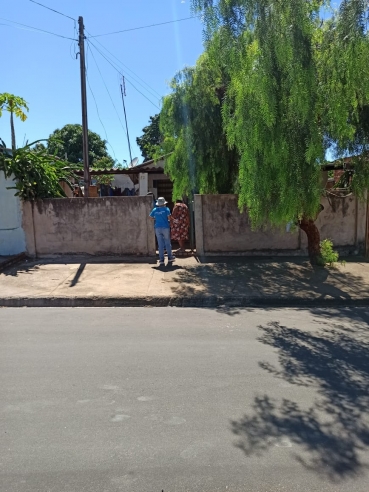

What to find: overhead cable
left=88, top=16, right=196, bottom=38
left=85, top=44, right=117, bottom=161
left=88, top=40, right=160, bottom=109
left=29, top=0, right=75, bottom=22
left=86, top=31, right=162, bottom=99
left=86, top=40, right=128, bottom=136
left=0, top=16, right=76, bottom=40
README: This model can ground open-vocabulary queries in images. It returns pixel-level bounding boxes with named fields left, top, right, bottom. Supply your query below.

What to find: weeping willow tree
left=159, top=51, right=239, bottom=199
left=318, top=0, right=369, bottom=198
left=192, top=0, right=325, bottom=261
left=192, top=0, right=369, bottom=262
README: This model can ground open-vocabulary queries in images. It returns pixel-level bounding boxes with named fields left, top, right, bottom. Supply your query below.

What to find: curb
left=0, top=253, right=27, bottom=273
left=1, top=295, right=369, bottom=308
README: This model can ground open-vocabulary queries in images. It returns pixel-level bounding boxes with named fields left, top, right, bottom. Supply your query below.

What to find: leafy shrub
left=319, top=239, right=339, bottom=266
left=0, top=140, right=77, bottom=200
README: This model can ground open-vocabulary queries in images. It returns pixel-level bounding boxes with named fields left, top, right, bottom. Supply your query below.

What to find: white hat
left=156, top=197, right=167, bottom=206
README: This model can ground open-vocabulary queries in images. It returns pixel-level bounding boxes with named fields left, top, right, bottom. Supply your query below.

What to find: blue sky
left=0, top=0, right=204, bottom=164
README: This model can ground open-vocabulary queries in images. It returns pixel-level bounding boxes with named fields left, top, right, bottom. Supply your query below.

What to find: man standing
left=149, top=197, right=176, bottom=266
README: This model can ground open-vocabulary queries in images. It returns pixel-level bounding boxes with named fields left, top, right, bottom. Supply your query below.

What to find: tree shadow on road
left=231, top=315, right=369, bottom=481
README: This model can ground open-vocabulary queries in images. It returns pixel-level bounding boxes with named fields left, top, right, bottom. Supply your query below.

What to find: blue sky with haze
left=1, top=1, right=343, bottom=164
left=1, top=0, right=203, bottom=164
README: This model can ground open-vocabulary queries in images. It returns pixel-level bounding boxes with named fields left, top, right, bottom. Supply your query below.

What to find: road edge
left=1, top=295, right=369, bottom=308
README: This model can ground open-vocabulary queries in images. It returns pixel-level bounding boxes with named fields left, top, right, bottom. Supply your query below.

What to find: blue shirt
left=150, top=206, right=171, bottom=229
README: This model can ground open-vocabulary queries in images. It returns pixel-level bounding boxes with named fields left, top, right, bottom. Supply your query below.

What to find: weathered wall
left=195, top=194, right=367, bottom=256
left=308, top=195, right=367, bottom=251
left=195, top=195, right=299, bottom=255
left=0, top=172, right=26, bottom=255
left=22, top=196, right=155, bottom=257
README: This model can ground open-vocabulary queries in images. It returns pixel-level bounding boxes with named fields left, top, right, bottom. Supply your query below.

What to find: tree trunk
left=10, top=111, right=16, bottom=150
left=299, top=217, right=321, bottom=264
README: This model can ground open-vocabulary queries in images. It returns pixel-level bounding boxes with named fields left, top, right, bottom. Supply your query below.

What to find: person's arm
left=149, top=209, right=156, bottom=221
left=166, top=208, right=173, bottom=225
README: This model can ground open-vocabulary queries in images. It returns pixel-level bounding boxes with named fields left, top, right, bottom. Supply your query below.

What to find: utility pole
left=78, top=16, right=90, bottom=197
left=120, top=77, right=133, bottom=166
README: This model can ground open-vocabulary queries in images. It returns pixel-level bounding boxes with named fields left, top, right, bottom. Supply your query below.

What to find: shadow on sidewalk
left=231, top=311, right=369, bottom=481
left=170, top=257, right=369, bottom=302
left=0, top=256, right=157, bottom=279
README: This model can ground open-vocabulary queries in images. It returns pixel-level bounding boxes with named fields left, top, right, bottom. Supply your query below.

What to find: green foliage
left=0, top=93, right=28, bottom=121
left=92, top=156, right=116, bottom=186
left=0, top=140, right=77, bottom=200
left=47, top=124, right=112, bottom=167
left=136, top=114, right=162, bottom=162
left=0, top=92, right=29, bottom=150
left=318, top=2, right=369, bottom=155
left=159, top=52, right=239, bottom=199
left=318, top=239, right=339, bottom=267
left=189, top=0, right=369, bottom=231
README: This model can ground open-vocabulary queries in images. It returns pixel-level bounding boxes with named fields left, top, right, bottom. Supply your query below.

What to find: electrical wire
left=85, top=44, right=117, bottom=162
left=88, top=39, right=160, bottom=109
left=88, top=16, right=196, bottom=38
left=29, top=0, right=75, bottom=22
left=86, top=40, right=128, bottom=137
left=0, top=16, right=76, bottom=40
left=86, top=31, right=162, bottom=99
left=88, top=37, right=161, bottom=103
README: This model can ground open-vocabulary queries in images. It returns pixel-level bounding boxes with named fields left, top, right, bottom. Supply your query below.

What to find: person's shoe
left=159, top=260, right=165, bottom=266
left=168, top=256, right=176, bottom=263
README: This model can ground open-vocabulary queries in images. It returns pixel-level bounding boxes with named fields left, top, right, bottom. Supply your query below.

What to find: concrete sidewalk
left=1, top=255, right=369, bottom=307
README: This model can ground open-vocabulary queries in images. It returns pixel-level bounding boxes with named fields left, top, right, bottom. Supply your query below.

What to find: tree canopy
left=0, top=93, right=29, bottom=150
left=136, top=114, right=162, bottom=162
left=47, top=124, right=113, bottom=167
left=155, top=0, right=369, bottom=261
left=159, top=51, right=239, bottom=199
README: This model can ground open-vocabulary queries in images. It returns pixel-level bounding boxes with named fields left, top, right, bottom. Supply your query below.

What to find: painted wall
left=0, top=172, right=26, bottom=255
left=22, top=196, right=155, bottom=257
left=195, top=194, right=367, bottom=256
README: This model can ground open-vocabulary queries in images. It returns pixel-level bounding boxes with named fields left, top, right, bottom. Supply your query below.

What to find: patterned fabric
left=171, top=203, right=190, bottom=241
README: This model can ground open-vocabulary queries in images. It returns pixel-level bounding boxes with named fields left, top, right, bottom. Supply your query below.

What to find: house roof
left=76, top=155, right=170, bottom=176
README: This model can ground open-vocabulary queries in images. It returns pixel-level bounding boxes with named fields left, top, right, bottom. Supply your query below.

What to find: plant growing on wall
left=0, top=93, right=29, bottom=150
left=0, top=140, right=77, bottom=200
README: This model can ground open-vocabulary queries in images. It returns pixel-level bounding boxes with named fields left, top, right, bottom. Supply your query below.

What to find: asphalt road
left=1, top=307, right=369, bottom=492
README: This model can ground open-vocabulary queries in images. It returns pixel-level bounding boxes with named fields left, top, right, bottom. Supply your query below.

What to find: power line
left=86, top=32, right=162, bottom=99
left=0, top=16, right=76, bottom=40
left=88, top=16, right=196, bottom=38
left=89, top=39, right=160, bottom=109
left=29, top=0, right=75, bottom=22
left=86, top=40, right=128, bottom=138
left=88, top=39, right=160, bottom=109
left=86, top=46, right=117, bottom=162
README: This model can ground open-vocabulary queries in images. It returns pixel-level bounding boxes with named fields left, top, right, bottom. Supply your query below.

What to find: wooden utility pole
left=78, top=16, right=90, bottom=197
left=365, top=190, right=369, bottom=258
left=120, top=77, right=133, bottom=166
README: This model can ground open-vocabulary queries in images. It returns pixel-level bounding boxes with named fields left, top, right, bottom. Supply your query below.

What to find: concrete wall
left=0, top=172, right=26, bottom=255
left=310, top=195, right=367, bottom=251
left=22, top=196, right=155, bottom=257
left=195, top=194, right=368, bottom=256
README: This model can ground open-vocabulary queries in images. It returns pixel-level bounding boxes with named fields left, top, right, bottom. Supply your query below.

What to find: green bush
left=319, top=239, right=339, bottom=266
left=0, top=140, right=77, bottom=200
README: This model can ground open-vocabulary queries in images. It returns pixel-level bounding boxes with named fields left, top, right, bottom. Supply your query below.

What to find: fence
left=22, top=196, right=155, bottom=257
left=194, top=194, right=368, bottom=256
